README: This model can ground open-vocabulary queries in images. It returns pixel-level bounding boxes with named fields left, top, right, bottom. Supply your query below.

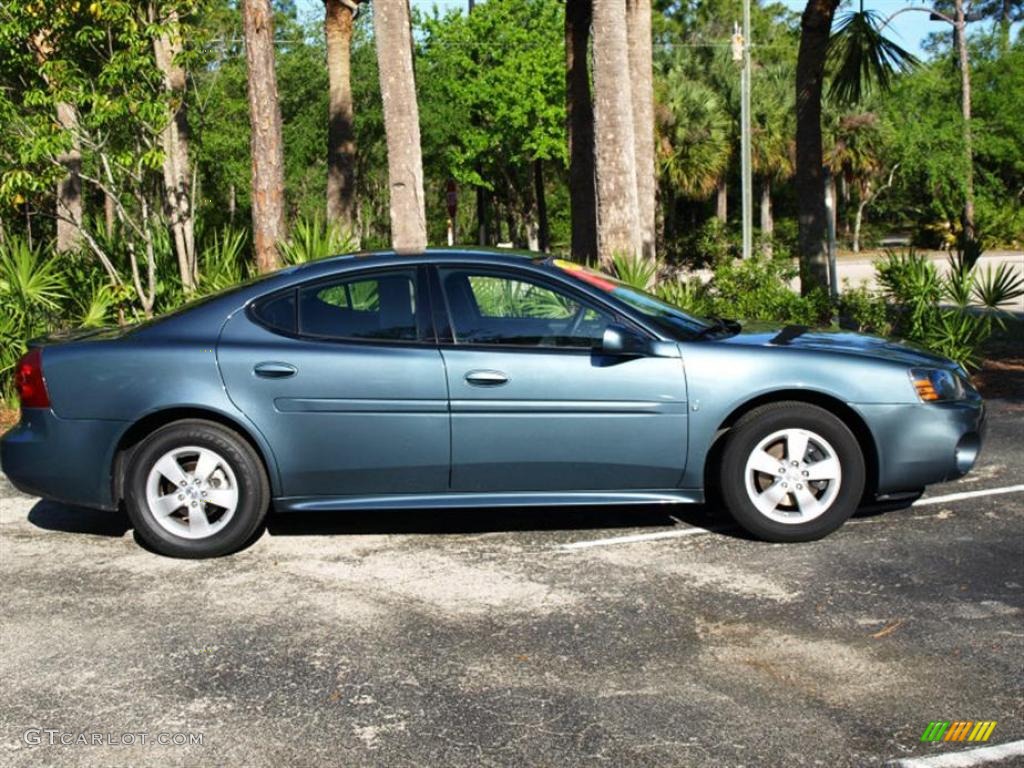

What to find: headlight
left=909, top=367, right=969, bottom=402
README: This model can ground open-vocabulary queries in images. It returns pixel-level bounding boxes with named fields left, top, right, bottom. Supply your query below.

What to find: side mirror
left=600, top=324, right=648, bottom=356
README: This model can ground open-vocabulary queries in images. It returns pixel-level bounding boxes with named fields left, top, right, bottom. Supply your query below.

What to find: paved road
left=1, top=401, right=1022, bottom=767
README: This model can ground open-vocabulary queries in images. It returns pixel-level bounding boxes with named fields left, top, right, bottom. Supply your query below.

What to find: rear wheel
left=124, top=420, right=269, bottom=558
left=719, top=402, right=865, bottom=542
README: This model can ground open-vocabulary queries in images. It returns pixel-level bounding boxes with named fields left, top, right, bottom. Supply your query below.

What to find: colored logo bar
left=921, top=721, right=997, bottom=742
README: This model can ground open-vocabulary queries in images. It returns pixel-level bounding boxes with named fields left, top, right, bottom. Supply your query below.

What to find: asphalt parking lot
left=1, top=401, right=1022, bottom=768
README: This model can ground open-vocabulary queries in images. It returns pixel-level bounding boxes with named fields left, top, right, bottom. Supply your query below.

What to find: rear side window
left=251, top=291, right=296, bottom=333
left=297, top=269, right=425, bottom=342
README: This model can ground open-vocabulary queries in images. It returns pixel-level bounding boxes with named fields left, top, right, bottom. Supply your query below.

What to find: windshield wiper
left=693, top=316, right=741, bottom=340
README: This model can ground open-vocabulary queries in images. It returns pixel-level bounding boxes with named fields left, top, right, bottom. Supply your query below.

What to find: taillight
left=14, top=348, right=50, bottom=408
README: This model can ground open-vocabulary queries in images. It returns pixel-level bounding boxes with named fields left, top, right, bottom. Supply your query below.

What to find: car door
left=217, top=266, right=450, bottom=498
left=433, top=265, right=688, bottom=493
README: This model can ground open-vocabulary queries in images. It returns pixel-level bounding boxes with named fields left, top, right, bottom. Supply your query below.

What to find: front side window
left=297, top=269, right=424, bottom=341
left=439, top=268, right=613, bottom=348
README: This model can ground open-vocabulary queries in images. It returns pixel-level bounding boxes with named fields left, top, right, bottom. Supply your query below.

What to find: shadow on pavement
left=265, top=502, right=725, bottom=538
left=28, top=499, right=131, bottom=537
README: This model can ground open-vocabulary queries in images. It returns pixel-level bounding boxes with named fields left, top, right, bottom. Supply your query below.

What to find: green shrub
left=837, top=281, right=890, bottom=335
left=874, top=243, right=1023, bottom=368
left=278, top=214, right=359, bottom=265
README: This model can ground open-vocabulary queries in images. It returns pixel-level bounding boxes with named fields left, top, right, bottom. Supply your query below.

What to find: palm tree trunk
left=373, top=0, right=427, bottom=253
left=853, top=198, right=867, bottom=254
left=716, top=178, right=728, bottom=222
left=760, top=179, right=773, bottom=256
left=242, top=0, right=287, bottom=273
left=152, top=5, right=197, bottom=291
left=534, top=158, right=550, bottom=253
left=954, top=0, right=974, bottom=240
left=627, top=0, right=656, bottom=261
left=795, top=0, right=839, bottom=294
left=565, top=0, right=597, bottom=264
left=55, top=101, right=82, bottom=253
left=592, top=0, right=641, bottom=267
left=325, top=0, right=358, bottom=237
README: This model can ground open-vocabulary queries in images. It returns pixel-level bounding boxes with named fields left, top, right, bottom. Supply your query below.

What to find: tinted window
left=298, top=270, right=423, bottom=341
left=440, top=269, right=612, bottom=348
left=252, top=291, right=296, bottom=333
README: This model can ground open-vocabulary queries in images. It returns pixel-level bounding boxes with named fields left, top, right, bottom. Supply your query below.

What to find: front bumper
left=856, top=399, right=986, bottom=494
left=1, top=409, right=126, bottom=510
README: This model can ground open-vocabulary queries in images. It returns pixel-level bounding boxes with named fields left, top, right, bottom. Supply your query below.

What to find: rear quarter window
left=251, top=291, right=297, bottom=333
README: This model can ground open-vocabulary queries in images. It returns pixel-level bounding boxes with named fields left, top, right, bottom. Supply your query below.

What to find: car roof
left=290, top=247, right=543, bottom=271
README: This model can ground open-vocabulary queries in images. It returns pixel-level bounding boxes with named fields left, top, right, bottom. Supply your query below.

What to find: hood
left=716, top=324, right=956, bottom=369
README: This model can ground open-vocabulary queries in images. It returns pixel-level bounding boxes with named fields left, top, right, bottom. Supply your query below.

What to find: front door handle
left=464, top=369, right=509, bottom=387
left=254, top=362, right=297, bottom=379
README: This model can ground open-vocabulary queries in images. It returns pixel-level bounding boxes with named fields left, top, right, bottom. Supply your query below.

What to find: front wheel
left=124, top=420, right=269, bottom=558
left=719, top=402, right=865, bottom=542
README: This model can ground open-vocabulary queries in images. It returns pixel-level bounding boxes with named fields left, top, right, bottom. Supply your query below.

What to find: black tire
left=124, top=419, right=269, bottom=558
left=719, top=402, right=865, bottom=542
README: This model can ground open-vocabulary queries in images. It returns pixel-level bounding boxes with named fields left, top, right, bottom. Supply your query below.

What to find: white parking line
left=886, top=739, right=1024, bottom=767
left=558, top=526, right=721, bottom=551
left=912, top=485, right=1024, bottom=507
left=557, top=484, right=1024, bottom=551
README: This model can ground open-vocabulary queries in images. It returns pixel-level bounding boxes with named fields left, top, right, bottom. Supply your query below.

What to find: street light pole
left=740, top=0, right=753, bottom=260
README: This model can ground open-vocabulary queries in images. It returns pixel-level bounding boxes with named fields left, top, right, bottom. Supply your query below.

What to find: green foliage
left=875, top=245, right=1024, bottom=368
left=827, top=10, right=918, bottom=106
left=610, top=252, right=658, bottom=290
left=837, top=281, right=890, bottom=334
left=0, top=237, right=65, bottom=385
left=199, top=228, right=249, bottom=295
left=278, top=214, right=359, bottom=265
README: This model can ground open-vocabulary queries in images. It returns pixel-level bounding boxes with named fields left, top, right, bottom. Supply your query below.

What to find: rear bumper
left=856, top=399, right=986, bottom=494
left=1, top=409, right=125, bottom=510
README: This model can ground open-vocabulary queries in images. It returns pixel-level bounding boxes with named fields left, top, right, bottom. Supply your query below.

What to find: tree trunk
left=476, top=186, right=489, bottom=245
left=104, top=191, right=115, bottom=237
left=592, top=0, right=641, bottom=267
left=716, top=178, right=728, bottom=222
left=954, top=0, right=974, bottom=240
left=325, top=0, right=358, bottom=237
left=760, top=179, right=773, bottom=256
left=374, top=0, right=427, bottom=253
left=565, top=0, right=598, bottom=264
left=152, top=6, right=197, bottom=291
left=242, top=0, right=287, bottom=273
left=795, top=0, right=839, bottom=294
left=534, top=158, right=550, bottom=253
left=853, top=199, right=867, bottom=254
left=626, top=0, right=656, bottom=261
left=55, top=101, right=82, bottom=253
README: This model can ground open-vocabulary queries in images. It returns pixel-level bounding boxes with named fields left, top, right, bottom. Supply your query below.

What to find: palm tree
left=795, top=0, right=916, bottom=292
left=656, top=73, right=731, bottom=200
left=565, top=0, right=597, bottom=264
left=325, top=0, right=360, bottom=238
left=795, top=0, right=841, bottom=293
left=752, top=66, right=795, bottom=249
left=242, top=0, right=287, bottom=273
left=592, top=0, right=641, bottom=266
left=373, top=0, right=427, bottom=253
left=627, top=0, right=656, bottom=260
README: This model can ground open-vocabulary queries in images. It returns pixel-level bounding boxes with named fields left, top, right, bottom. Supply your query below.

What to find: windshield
left=550, top=259, right=713, bottom=340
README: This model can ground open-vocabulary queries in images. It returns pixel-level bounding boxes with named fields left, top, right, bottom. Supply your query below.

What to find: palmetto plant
left=876, top=244, right=1023, bottom=368
left=611, top=252, right=658, bottom=290
left=199, top=228, right=250, bottom=295
left=278, top=214, right=359, bottom=265
left=0, top=236, right=67, bottom=383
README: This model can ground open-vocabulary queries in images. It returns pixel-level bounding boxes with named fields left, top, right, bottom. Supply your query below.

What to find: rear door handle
left=464, top=370, right=509, bottom=387
left=254, top=362, right=297, bottom=379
